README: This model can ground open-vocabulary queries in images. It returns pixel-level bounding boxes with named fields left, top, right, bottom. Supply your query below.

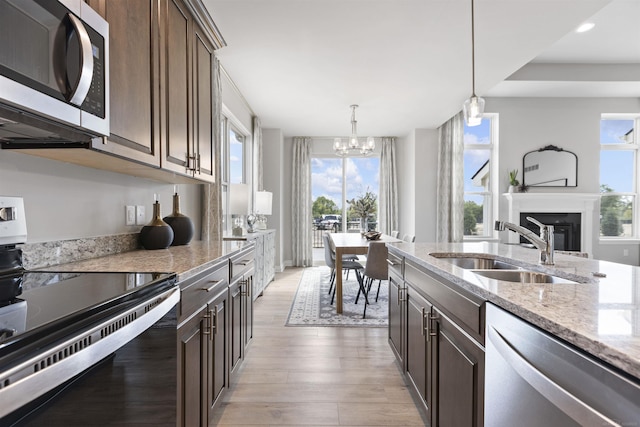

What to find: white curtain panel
left=379, top=137, right=398, bottom=235
left=253, top=116, right=263, bottom=191
left=201, top=56, right=223, bottom=241
left=436, top=112, right=464, bottom=243
left=291, top=137, right=313, bottom=266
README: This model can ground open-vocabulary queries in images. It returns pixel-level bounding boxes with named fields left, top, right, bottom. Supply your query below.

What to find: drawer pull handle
left=211, top=307, right=217, bottom=340
left=203, top=312, right=212, bottom=336
left=236, top=260, right=252, bottom=266
left=201, top=280, right=221, bottom=292
left=386, top=259, right=399, bottom=266
left=428, top=313, right=438, bottom=340
left=421, top=307, right=426, bottom=337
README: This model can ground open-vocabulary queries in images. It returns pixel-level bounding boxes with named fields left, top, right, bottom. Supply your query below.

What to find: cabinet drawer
left=230, top=249, right=255, bottom=282
left=387, top=251, right=404, bottom=278
left=405, top=260, right=485, bottom=343
left=180, top=266, right=228, bottom=320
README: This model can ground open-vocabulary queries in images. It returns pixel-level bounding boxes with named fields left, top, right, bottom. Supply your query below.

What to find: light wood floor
left=211, top=268, right=428, bottom=426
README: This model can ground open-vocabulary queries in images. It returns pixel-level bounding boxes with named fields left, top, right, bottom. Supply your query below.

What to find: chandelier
left=462, top=0, right=485, bottom=127
left=333, top=104, right=375, bottom=156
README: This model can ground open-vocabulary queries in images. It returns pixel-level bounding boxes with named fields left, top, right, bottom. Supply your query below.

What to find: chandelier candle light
left=333, top=104, right=375, bottom=156
left=462, top=0, right=485, bottom=127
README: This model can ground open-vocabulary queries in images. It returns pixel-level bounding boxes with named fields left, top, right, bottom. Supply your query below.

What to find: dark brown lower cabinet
left=177, top=282, right=228, bottom=427
left=388, top=250, right=485, bottom=427
left=405, top=288, right=432, bottom=419
left=432, top=307, right=485, bottom=427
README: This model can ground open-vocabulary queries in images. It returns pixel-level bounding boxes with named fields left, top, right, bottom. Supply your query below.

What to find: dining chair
left=391, top=230, right=399, bottom=238
left=402, top=234, right=415, bottom=243
left=356, top=241, right=388, bottom=305
left=322, top=233, right=365, bottom=296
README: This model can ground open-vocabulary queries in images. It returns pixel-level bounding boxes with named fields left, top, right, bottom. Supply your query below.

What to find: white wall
left=486, top=97, right=640, bottom=265
left=0, top=150, right=201, bottom=243
left=414, top=129, right=439, bottom=242
left=262, top=129, right=285, bottom=271
left=396, top=133, right=416, bottom=239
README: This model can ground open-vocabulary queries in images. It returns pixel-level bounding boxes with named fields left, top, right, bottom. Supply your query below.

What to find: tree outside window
left=463, top=116, right=497, bottom=239
left=600, top=118, right=637, bottom=238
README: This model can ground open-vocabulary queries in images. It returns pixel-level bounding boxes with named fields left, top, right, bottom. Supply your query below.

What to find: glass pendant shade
left=463, top=95, right=485, bottom=127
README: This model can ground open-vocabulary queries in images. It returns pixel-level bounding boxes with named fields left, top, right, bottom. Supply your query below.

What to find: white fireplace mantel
left=503, top=193, right=600, bottom=255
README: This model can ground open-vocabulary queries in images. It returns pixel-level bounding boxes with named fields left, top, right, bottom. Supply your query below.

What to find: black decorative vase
left=140, top=201, right=174, bottom=250
left=163, top=193, right=194, bottom=246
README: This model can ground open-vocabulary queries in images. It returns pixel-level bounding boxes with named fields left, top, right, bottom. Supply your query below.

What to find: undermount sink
left=429, top=252, right=581, bottom=284
left=471, top=269, right=579, bottom=284
left=430, top=253, right=520, bottom=270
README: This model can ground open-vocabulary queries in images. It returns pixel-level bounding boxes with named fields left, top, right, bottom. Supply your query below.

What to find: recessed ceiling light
left=576, top=22, right=595, bottom=33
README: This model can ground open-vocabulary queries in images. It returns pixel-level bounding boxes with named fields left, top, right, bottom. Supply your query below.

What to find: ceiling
left=204, top=0, right=640, bottom=138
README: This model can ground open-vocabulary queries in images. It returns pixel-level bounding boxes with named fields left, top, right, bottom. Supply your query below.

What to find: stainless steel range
left=0, top=196, right=179, bottom=425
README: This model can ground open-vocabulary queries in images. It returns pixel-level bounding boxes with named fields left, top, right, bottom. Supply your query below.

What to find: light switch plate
left=136, top=205, right=146, bottom=225
left=125, top=205, right=136, bottom=225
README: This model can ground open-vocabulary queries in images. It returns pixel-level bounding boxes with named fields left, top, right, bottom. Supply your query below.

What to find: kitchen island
left=389, top=241, right=640, bottom=378
left=387, top=241, right=640, bottom=426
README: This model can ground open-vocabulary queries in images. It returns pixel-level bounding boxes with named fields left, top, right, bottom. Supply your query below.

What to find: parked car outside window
left=319, top=214, right=341, bottom=231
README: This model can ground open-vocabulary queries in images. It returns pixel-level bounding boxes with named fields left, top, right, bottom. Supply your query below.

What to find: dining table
left=328, top=232, right=402, bottom=314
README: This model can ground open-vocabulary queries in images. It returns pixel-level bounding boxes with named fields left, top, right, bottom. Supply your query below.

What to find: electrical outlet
left=125, top=205, right=135, bottom=225
left=136, top=205, right=146, bottom=225
left=623, top=249, right=629, bottom=257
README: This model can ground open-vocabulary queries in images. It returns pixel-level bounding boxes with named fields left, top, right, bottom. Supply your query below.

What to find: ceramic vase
left=140, top=201, right=174, bottom=250
left=163, top=193, right=194, bottom=246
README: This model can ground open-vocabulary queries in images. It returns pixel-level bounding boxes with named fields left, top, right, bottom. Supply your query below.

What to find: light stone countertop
left=34, top=240, right=252, bottom=283
left=387, top=241, right=640, bottom=381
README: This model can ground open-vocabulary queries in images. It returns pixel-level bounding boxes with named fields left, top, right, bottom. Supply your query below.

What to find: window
left=221, top=116, right=249, bottom=233
left=311, top=156, right=380, bottom=233
left=463, top=115, right=498, bottom=239
left=600, top=116, right=638, bottom=239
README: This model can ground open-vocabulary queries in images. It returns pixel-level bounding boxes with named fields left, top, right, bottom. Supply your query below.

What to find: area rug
left=286, top=266, right=388, bottom=327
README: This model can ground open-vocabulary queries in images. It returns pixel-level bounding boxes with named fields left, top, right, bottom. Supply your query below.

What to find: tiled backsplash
left=20, top=233, right=140, bottom=269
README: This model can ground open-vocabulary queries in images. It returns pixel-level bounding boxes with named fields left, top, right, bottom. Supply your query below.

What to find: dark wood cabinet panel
left=406, top=289, right=431, bottom=418
left=388, top=271, right=404, bottom=364
left=433, top=309, right=484, bottom=427
left=87, top=0, right=161, bottom=166
left=162, top=0, right=191, bottom=174
left=206, top=289, right=228, bottom=421
left=229, top=277, right=243, bottom=375
left=178, top=307, right=207, bottom=427
left=193, top=25, right=215, bottom=180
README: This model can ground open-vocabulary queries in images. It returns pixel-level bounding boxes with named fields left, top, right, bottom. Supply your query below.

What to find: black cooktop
left=0, top=270, right=176, bottom=351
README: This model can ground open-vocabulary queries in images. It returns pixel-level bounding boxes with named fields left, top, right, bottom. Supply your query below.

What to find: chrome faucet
left=495, top=217, right=555, bottom=265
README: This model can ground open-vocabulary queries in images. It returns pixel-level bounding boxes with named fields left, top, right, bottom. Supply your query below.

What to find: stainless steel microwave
left=0, top=0, right=109, bottom=144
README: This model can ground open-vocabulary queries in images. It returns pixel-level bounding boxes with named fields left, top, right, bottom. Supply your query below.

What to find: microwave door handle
left=66, top=13, right=94, bottom=106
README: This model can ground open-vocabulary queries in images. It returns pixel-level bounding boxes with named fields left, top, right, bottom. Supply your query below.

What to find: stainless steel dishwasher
left=485, top=303, right=640, bottom=427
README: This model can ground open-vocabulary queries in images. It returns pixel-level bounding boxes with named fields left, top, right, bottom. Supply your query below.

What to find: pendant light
left=333, top=105, right=375, bottom=156
left=463, top=0, right=484, bottom=127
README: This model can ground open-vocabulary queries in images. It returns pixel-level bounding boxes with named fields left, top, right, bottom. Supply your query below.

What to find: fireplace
left=503, top=193, right=599, bottom=255
left=520, top=212, right=581, bottom=251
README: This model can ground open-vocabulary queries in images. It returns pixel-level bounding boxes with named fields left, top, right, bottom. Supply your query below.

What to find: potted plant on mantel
left=508, top=169, right=520, bottom=193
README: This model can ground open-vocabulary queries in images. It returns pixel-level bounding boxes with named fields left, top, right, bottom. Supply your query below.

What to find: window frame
left=599, top=115, right=639, bottom=241
left=463, top=113, right=499, bottom=241
left=220, top=114, right=251, bottom=234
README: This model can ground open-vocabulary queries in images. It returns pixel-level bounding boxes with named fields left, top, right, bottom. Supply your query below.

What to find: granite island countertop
left=387, top=241, right=640, bottom=381
left=33, top=239, right=252, bottom=283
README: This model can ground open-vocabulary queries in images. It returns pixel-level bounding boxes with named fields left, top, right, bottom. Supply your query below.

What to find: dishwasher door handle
left=487, top=326, right=622, bottom=427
